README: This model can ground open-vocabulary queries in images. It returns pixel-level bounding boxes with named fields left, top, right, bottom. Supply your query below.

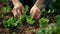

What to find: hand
left=30, top=5, right=41, bottom=20
left=12, top=4, right=24, bottom=18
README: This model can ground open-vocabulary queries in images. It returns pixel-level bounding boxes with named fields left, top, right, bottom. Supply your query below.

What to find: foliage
left=36, top=23, right=57, bottom=34
left=26, top=15, right=35, bottom=25
left=12, top=32, right=16, bottom=34
left=2, top=17, right=16, bottom=28
left=24, top=5, right=35, bottom=25
left=2, top=6, right=11, bottom=13
left=0, top=0, right=6, bottom=2
left=38, top=18, right=49, bottom=28
left=2, top=5, right=35, bottom=28
left=2, top=16, right=24, bottom=28
left=0, top=14, right=3, bottom=18
left=55, top=15, right=60, bottom=34
left=41, top=8, right=48, bottom=17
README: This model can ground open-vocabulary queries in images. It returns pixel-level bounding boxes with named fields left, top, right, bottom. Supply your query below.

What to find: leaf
left=38, top=18, right=49, bottom=28
left=2, top=6, right=11, bottom=13
left=26, top=16, right=35, bottom=25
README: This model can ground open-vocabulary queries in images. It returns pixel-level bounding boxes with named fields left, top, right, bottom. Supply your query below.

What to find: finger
left=19, top=6, right=24, bottom=14
left=32, top=9, right=37, bottom=18
left=36, top=13, right=41, bottom=19
left=17, top=8, right=22, bottom=17
left=30, top=9, right=33, bottom=14
left=12, top=9, right=18, bottom=18
left=21, top=7, right=24, bottom=14
left=35, top=10, right=41, bottom=19
left=32, top=8, right=39, bottom=18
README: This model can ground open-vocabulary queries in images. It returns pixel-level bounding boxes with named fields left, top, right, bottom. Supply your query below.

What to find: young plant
left=2, top=6, right=11, bottom=13
left=15, top=15, right=25, bottom=25
left=2, top=5, right=29, bottom=28
left=38, top=18, right=49, bottom=28
left=41, top=8, right=48, bottom=17
left=12, top=32, right=16, bottom=34
left=36, top=23, right=57, bottom=34
left=0, top=0, right=6, bottom=2
left=55, top=15, right=60, bottom=34
left=23, top=5, right=29, bottom=15
left=26, top=14, right=35, bottom=25
left=0, top=14, right=3, bottom=18
left=2, top=17, right=16, bottom=28
left=24, top=5, right=35, bottom=25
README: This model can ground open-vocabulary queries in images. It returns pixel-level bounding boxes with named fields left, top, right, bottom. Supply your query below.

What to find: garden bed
left=0, top=0, right=60, bottom=34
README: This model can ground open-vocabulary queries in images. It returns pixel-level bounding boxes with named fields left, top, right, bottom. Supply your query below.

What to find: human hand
left=30, top=5, right=41, bottom=20
left=12, top=4, right=24, bottom=18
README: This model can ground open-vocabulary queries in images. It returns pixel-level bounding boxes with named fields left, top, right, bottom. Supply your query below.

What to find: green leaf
left=2, top=6, right=11, bottom=13
left=38, top=18, right=49, bottom=28
left=26, top=16, right=35, bottom=25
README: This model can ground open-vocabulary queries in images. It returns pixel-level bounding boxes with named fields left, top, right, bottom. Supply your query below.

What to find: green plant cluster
left=36, top=23, right=57, bottom=34
left=2, top=16, right=25, bottom=28
left=2, top=6, right=11, bottom=13
left=36, top=0, right=60, bottom=34
left=0, top=0, right=6, bottom=2
left=2, top=5, right=35, bottom=28
left=38, top=18, right=49, bottom=28
left=55, top=15, right=60, bottom=34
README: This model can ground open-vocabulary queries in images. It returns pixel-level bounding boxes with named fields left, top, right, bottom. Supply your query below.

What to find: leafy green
left=2, top=17, right=16, bottom=28
left=2, top=16, right=24, bottom=28
left=24, top=5, right=35, bottom=25
left=55, top=15, right=60, bottom=34
left=2, top=6, right=11, bottom=13
left=2, top=5, right=30, bottom=28
left=12, top=32, right=16, bottom=34
left=0, top=14, right=3, bottom=18
left=38, top=18, right=49, bottom=28
left=0, top=0, right=6, bottom=2
left=41, top=8, right=48, bottom=17
left=36, top=23, right=57, bottom=34
left=26, top=15, right=35, bottom=25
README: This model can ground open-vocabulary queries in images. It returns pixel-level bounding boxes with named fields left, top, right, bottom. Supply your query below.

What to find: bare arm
left=34, top=0, right=44, bottom=8
left=11, top=0, right=22, bottom=6
left=11, top=0, right=24, bottom=18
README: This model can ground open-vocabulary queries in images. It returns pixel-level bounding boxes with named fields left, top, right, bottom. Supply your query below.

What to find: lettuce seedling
left=2, top=17, right=16, bottom=28
left=36, top=23, right=56, bottom=34
left=0, top=14, right=3, bottom=18
left=55, top=15, right=60, bottom=34
left=2, top=6, right=11, bottom=13
left=41, top=8, right=48, bottom=17
left=2, top=16, right=24, bottom=28
left=2, top=5, right=29, bottom=28
left=38, top=18, right=49, bottom=28
left=15, top=15, right=25, bottom=25
left=0, top=0, right=6, bottom=2
left=23, top=5, right=35, bottom=25
left=26, top=15, right=35, bottom=25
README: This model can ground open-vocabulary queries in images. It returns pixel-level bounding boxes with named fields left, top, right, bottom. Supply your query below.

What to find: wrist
left=34, top=0, right=44, bottom=9
left=11, top=0, right=22, bottom=6
left=33, top=4, right=41, bottom=9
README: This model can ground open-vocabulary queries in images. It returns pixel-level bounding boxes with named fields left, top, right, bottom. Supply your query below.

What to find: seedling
left=41, top=8, right=48, bottom=17
left=2, top=16, right=24, bottom=28
left=2, top=5, right=32, bottom=28
left=55, top=15, right=60, bottom=34
left=38, top=18, right=49, bottom=28
left=2, top=17, right=16, bottom=28
left=26, top=15, right=35, bottom=25
left=0, top=0, right=6, bottom=2
left=24, top=5, right=35, bottom=25
left=36, top=23, right=56, bottom=34
left=2, top=6, right=11, bottom=13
